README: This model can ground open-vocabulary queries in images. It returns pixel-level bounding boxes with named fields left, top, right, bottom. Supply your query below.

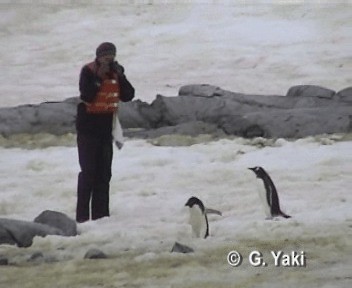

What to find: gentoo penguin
left=185, top=196, right=209, bottom=239
left=248, top=167, right=291, bottom=219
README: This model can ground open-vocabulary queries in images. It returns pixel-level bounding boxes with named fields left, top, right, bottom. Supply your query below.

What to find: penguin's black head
left=185, top=196, right=205, bottom=211
left=248, top=166, right=267, bottom=178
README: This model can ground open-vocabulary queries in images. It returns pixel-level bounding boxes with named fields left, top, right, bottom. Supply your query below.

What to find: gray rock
left=0, top=225, right=17, bottom=246
left=0, top=218, right=64, bottom=247
left=124, top=121, right=224, bottom=139
left=218, top=115, right=265, bottom=138
left=179, top=84, right=223, bottom=97
left=27, top=251, right=58, bottom=264
left=336, top=87, right=352, bottom=103
left=0, top=99, right=77, bottom=136
left=219, top=107, right=351, bottom=138
left=0, top=255, right=9, bottom=265
left=28, top=251, right=44, bottom=262
left=0, top=84, right=351, bottom=140
left=171, top=242, right=194, bottom=254
left=241, top=107, right=352, bottom=138
left=119, top=100, right=161, bottom=129
left=286, top=85, right=336, bottom=99
left=34, top=210, right=77, bottom=237
left=84, top=248, right=107, bottom=259
left=151, top=86, right=340, bottom=130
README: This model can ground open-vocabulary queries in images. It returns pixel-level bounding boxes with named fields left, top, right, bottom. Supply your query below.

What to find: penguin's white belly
left=255, top=180, right=271, bottom=218
left=188, top=206, right=206, bottom=238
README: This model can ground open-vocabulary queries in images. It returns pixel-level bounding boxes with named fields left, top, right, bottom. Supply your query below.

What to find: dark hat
left=96, top=42, right=116, bottom=58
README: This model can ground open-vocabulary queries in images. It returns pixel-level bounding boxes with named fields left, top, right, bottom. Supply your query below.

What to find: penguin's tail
left=280, top=211, right=291, bottom=218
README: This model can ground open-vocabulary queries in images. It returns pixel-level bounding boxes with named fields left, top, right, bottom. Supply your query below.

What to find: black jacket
left=76, top=60, right=135, bottom=138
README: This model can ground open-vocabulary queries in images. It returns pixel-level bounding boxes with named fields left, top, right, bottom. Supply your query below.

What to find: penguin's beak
left=248, top=167, right=258, bottom=177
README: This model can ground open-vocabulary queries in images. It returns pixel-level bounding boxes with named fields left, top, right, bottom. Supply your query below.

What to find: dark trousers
left=76, top=133, right=113, bottom=222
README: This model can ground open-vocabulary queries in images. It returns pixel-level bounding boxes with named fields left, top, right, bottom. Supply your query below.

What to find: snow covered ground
left=0, top=134, right=351, bottom=287
left=0, top=1, right=351, bottom=107
left=0, top=1, right=351, bottom=288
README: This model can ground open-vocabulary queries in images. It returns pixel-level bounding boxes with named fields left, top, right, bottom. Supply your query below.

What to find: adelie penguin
left=248, top=167, right=291, bottom=219
left=185, top=197, right=210, bottom=239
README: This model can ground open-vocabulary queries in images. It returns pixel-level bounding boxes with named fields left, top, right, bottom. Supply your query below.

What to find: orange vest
left=86, top=62, right=120, bottom=114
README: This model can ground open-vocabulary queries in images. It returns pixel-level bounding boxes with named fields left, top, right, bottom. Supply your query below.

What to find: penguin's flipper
left=205, top=208, right=222, bottom=216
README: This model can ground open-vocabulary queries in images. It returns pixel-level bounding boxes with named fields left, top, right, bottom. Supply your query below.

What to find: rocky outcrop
left=0, top=84, right=351, bottom=139
left=0, top=211, right=76, bottom=247
left=286, top=85, right=336, bottom=99
left=128, top=84, right=351, bottom=138
left=0, top=218, right=64, bottom=247
left=336, top=87, right=352, bottom=103
left=34, top=210, right=77, bottom=237
left=0, top=97, right=79, bottom=137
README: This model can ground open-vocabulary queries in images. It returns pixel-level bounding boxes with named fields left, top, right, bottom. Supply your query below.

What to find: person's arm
left=79, top=65, right=101, bottom=103
left=111, top=61, right=135, bottom=102
left=119, top=73, right=135, bottom=102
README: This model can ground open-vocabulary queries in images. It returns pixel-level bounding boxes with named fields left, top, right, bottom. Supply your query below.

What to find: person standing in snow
left=75, top=42, right=134, bottom=223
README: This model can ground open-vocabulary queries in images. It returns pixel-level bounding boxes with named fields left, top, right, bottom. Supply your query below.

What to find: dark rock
left=84, top=248, right=107, bottom=259
left=152, top=87, right=339, bottom=130
left=0, top=255, right=9, bottom=265
left=0, top=225, right=17, bottom=246
left=29, top=251, right=44, bottom=262
left=171, top=242, right=194, bottom=254
left=63, top=97, right=80, bottom=105
left=336, top=87, right=352, bottom=103
left=27, top=251, right=58, bottom=264
left=0, top=84, right=351, bottom=140
left=124, top=121, right=224, bottom=139
left=150, top=93, right=251, bottom=127
left=242, top=107, right=351, bottom=138
left=0, top=100, right=77, bottom=136
left=218, top=115, right=266, bottom=138
left=179, top=84, right=223, bottom=97
left=35, top=101, right=77, bottom=134
left=34, top=210, right=77, bottom=237
left=0, top=105, right=36, bottom=136
left=0, top=218, right=64, bottom=247
left=286, top=85, right=336, bottom=99
left=119, top=100, right=161, bottom=129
